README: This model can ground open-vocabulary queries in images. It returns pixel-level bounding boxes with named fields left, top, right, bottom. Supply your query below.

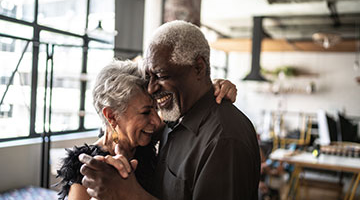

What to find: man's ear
left=194, top=56, right=207, bottom=79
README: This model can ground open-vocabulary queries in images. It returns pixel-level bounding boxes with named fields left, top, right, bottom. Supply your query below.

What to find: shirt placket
left=153, top=124, right=178, bottom=198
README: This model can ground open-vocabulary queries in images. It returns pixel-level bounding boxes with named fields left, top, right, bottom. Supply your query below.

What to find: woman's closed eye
left=156, top=73, right=170, bottom=80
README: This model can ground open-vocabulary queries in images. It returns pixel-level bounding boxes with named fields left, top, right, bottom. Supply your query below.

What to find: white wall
left=0, top=132, right=99, bottom=192
left=223, top=51, right=360, bottom=130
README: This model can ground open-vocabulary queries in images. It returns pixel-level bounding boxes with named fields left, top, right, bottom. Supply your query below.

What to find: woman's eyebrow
left=152, top=68, right=166, bottom=74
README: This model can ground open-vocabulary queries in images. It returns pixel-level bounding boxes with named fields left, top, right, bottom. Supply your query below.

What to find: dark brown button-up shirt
left=152, top=88, right=260, bottom=200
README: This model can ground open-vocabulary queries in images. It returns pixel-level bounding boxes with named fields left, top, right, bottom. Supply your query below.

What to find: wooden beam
left=210, top=38, right=357, bottom=52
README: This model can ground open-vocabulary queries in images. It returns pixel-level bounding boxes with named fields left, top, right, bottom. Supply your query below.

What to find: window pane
left=40, top=30, right=83, bottom=46
left=0, top=39, right=32, bottom=139
left=36, top=32, right=83, bottom=133
left=210, top=49, right=227, bottom=79
left=0, top=0, right=34, bottom=22
left=85, top=0, right=115, bottom=131
left=0, top=19, right=33, bottom=40
left=38, top=0, right=87, bottom=35
left=87, top=0, right=115, bottom=45
left=84, top=41, right=114, bottom=129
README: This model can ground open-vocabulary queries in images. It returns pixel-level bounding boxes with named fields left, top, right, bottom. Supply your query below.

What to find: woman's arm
left=57, top=145, right=110, bottom=200
left=68, top=183, right=90, bottom=200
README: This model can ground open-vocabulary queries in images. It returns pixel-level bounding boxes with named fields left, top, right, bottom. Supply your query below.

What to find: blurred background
left=0, top=0, right=359, bottom=199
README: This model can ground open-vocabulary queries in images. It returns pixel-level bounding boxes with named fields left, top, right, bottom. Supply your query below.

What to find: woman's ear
left=102, top=107, right=116, bottom=125
left=102, top=107, right=117, bottom=154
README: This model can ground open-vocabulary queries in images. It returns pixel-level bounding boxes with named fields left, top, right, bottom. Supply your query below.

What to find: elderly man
left=79, top=20, right=260, bottom=200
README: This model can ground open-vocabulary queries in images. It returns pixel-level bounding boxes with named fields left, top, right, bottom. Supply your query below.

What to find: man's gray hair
left=92, top=60, right=146, bottom=125
left=147, top=20, right=210, bottom=75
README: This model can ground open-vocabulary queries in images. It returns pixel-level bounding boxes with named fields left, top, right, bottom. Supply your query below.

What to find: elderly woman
left=57, top=60, right=161, bottom=200
left=57, top=60, right=237, bottom=200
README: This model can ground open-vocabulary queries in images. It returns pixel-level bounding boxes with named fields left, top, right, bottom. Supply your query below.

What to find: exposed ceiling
left=201, top=0, right=360, bottom=41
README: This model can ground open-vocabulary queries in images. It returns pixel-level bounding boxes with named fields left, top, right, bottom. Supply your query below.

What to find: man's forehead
left=145, top=53, right=172, bottom=73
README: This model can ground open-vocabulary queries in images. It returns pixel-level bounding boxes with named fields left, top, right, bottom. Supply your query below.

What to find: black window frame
left=0, top=0, right=113, bottom=142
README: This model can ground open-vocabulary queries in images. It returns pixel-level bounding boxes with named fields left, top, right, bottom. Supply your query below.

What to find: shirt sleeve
left=192, top=137, right=260, bottom=200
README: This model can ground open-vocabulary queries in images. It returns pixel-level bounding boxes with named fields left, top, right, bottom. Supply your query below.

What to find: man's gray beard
left=159, top=97, right=181, bottom=122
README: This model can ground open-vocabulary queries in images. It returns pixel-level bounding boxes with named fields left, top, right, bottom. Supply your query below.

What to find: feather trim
left=56, top=144, right=109, bottom=200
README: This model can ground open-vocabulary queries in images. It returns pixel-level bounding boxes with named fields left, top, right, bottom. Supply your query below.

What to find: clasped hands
left=78, top=144, right=141, bottom=200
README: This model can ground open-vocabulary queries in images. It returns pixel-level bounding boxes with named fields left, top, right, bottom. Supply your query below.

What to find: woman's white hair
left=92, top=60, right=146, bottom=125
left=146, top=20, right=210, bottom=75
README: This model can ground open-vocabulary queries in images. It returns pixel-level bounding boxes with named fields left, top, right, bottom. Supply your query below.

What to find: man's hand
left=213, top=79, right=237, bottom=104
left=79, top=154, right=142, bottom=200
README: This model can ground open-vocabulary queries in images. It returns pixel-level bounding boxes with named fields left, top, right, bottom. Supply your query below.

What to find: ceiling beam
left=263, top=13, right=360, bottom=20
left=231, top=23, right=358, bottom=32
left=201, top=24, right=231, bottom=38
left=210, top=38, right=357, bottom=52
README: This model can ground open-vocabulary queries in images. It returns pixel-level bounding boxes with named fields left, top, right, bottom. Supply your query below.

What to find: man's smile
left=154, top=92, right=173, bottom=109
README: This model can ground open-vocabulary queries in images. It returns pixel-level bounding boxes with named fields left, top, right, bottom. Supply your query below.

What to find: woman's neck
left=116, top=140, right=136, bottom=159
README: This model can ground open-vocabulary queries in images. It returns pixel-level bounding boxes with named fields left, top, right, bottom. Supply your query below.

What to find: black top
left=152, top=88, right=260, bottom=200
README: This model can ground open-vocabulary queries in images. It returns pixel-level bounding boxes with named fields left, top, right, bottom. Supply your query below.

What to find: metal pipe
left=86, top=0, right=90, bottom=30
left=30, top=0, right=40, bottom=136
left=79, top=36, right=89, bottom=130
left=45, top=44, right=55, bottom=188
left=48, top=44, right=54, bottom=134
left=40, top=44, right=49, bottom=188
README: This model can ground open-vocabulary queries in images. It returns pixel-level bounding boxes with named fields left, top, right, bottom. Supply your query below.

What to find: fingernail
left=79, top=154, right=91, bottom=162
left=121, top=171, right=128, bottom=178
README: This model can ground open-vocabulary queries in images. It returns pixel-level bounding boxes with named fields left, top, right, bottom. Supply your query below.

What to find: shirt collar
left=180, top=87, right=216, bottom=136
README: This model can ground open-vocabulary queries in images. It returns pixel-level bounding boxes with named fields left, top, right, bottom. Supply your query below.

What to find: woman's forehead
left=127, top=92, right=154, bottom=109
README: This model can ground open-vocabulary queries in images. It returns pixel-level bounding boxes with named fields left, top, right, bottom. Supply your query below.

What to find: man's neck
left=181, top=83, right=212, bottom=118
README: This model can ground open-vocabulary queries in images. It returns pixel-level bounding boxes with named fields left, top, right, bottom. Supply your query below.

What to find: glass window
left=84, top=41, right=114, bottom=129
left=0, top=39, right=32, bottom=139
left=0, top=19, right=33, bottom=40
left=38, top=0, right=87, bottom=35
left=210, top=49, right=228, bottom=79
left=87, top=0, right=115, bottom=45
left=39, top=30, right=83, bottom=46
left=1, top=0, right=117, bottom=140
left=0, top=0, right=34, bottom=22
left=35, top=32, right=83, bottom=133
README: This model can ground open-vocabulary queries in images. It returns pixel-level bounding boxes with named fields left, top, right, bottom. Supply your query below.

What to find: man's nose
left=147, top=78, right=160, bottom=95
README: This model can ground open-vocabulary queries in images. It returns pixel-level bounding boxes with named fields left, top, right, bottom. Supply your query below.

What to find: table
left=270, top=149, right=360, bottom=200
